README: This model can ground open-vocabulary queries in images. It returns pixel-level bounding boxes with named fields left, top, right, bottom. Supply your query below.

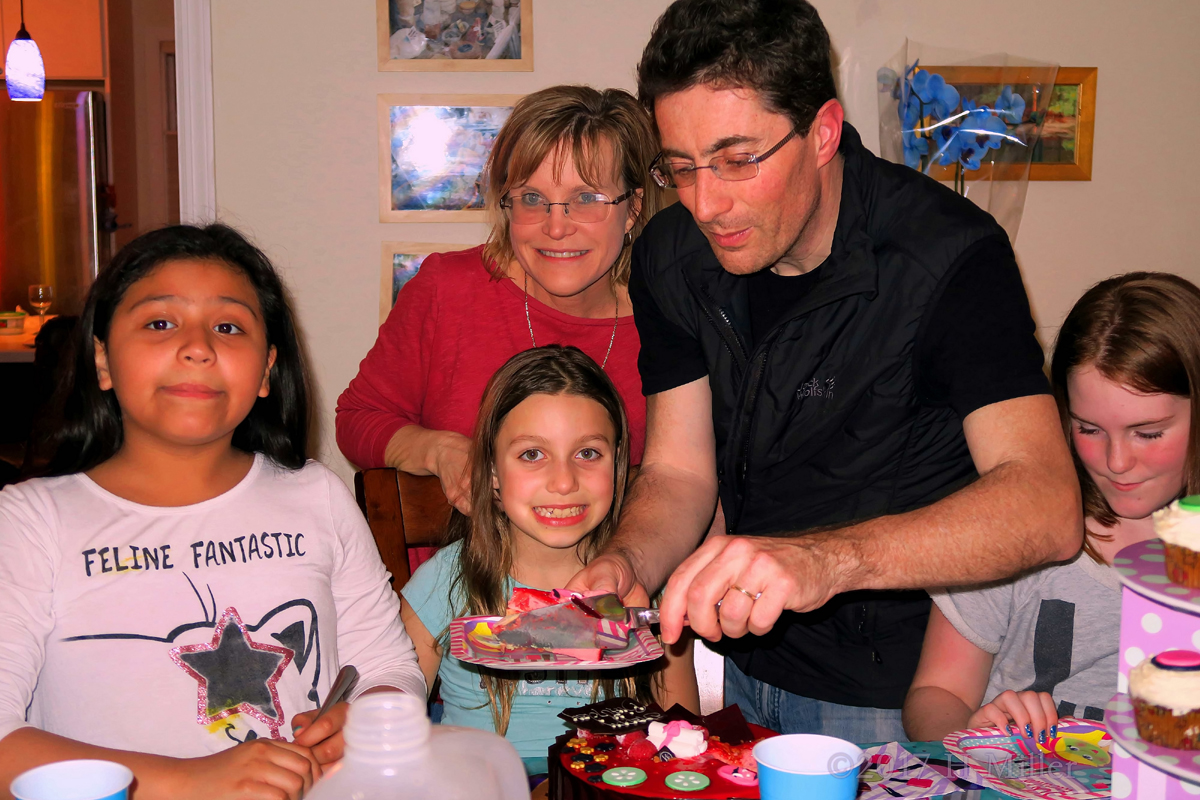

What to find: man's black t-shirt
left=632, top=237, right=1048, bottom=420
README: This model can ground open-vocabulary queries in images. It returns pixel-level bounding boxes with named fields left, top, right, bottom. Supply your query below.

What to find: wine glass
left=28, top=284, right=53, bottom=324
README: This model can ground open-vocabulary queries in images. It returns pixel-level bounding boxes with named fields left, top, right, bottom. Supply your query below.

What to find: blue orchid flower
left=902, top=128, right=929, bottom=169
left=931, top=122, right=964, bottom=167
left=961, top=106, right=1010, bottom=152
left=993, top=85, right=1026, bottom=124
left=910, top=70, right=960, bottom=120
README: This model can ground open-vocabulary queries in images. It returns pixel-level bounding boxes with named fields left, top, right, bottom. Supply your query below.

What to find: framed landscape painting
left=377, top=0, right=532, bottom=71
left=926, top=66, right=1097, bottom=180
left=378, top=93, right=522, bottom=222
left=380, top=242, right=477, bottom=321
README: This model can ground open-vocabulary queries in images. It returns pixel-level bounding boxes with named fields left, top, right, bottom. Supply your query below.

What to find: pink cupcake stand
left=1106, top=539, right=1200, bottom=798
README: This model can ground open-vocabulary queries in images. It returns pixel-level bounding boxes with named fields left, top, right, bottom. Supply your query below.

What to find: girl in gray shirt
left=902, top=273, right=1200, bottom=743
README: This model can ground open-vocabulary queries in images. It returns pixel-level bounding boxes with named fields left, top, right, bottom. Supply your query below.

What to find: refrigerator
left=0, top=90, right=114, bottom=317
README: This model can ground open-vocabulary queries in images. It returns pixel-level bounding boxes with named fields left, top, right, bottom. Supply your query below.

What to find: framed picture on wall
left=926, top=66, right=1097, bottom=181
left=379, top=93, right=522, bottom=222
left=377, top=0, right=533, bottom=71
left=380, top=242, right=479, bottom=321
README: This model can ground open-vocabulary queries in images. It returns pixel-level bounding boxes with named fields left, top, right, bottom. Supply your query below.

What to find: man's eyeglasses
left=649, top=128, right=799, bottom=189
left=500, top=189, right=634, bottom=225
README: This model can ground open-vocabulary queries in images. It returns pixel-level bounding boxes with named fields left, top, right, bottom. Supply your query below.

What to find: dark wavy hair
left=42, top=224, right=310, bottom=475
left=1051, top=272, right=1200, bottom=558
left=637, top=0, right=837, bottom=134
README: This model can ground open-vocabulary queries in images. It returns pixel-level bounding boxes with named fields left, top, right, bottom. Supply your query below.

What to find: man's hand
left=658, top=534, right=848, bottom=644
left=290, top=701, right=349, bottom=766
left=564, top=552, right=650, bottom=608
left=175, top=739, right=321, bottom=800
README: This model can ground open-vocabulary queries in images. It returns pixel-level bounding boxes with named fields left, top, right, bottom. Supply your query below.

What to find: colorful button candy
left=665, top=771, right=711, bottom=791
left=602, top=767, right=647, bottom=787
left=1152, top=650, right=1200, bottom=670
left=717, top=764, right=758, bottom=787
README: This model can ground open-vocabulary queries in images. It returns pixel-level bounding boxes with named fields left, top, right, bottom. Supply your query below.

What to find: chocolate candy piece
left=572, top=753, right=593, bottom=763
left=559, top=698, right=664, bottom=734
left=585, top=763, right=605, bottom=773
left=602, top=767, right=647, bottom=787
left=656, top=747, right=676, bottom=762
left=588, top=775, right=604, bottom=783
left=665, top=771, right=711, bottom=791
left=1152, top=650, right=1200, bottom=670
left=595, top=742, right=616, bottom=752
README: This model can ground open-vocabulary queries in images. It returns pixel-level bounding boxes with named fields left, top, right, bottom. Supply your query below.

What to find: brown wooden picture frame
left=377, top=0, right=533, bottom=72
left=923, top=66, right=1096, bottom=181
left=378, top=93, right=523, bottom=222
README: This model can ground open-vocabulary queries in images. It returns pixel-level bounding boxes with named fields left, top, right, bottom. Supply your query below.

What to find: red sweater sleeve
left=335, top=255, right=442, bottom=469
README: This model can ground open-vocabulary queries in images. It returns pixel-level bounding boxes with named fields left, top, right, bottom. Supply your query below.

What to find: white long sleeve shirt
left=0, top=455, right=424, bottom=756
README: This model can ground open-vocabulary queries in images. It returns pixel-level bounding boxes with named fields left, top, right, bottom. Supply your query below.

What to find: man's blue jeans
left=724, top=657, right=908, bottom=743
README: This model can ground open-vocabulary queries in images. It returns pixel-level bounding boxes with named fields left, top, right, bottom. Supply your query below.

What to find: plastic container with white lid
left=305, top=692, right=530, bottom=800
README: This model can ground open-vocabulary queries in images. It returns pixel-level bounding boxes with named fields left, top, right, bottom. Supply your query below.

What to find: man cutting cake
left=568, top=0, right=1082, bottom=742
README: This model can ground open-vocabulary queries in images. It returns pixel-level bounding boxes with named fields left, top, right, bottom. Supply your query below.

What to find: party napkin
left=858, top=742, right=963, bottom=799
left=942, top=718, right=1113, bottom=800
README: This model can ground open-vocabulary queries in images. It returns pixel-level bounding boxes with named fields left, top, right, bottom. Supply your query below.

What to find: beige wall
left=210, top=0, right=1200, bottom=487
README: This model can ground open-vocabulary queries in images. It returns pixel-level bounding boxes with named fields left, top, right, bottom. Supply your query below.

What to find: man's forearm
left=610, top=463, right=718, bottom=593
left=812, top=455, right=1082, bottom=594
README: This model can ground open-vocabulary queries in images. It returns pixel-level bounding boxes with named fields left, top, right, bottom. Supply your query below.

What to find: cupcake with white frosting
left=1130, top=651, right=1200, bottom=749
left=1153, top=496, right=1200, bottom=587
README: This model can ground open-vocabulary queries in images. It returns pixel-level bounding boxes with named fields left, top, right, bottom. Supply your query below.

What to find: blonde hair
left=441, top=346, right=654, bottom=735
left=482, top=86, right=664, bottom=287
left=1050, top=272, right=1200, bottom=561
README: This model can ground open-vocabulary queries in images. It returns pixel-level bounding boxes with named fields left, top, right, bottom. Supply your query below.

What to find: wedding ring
left=732, top=585, right=762, bottom=601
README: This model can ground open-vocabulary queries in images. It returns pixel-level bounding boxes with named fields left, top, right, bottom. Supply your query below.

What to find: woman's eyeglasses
left=648, top=128, right=799, bottom=189
left=500, top=189, right=634, bottom=225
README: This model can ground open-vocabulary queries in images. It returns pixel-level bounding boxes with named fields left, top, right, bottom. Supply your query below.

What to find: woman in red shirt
left=336, top=86, right=662, bottom=513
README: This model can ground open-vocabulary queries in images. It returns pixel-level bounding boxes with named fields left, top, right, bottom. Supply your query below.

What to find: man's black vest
left=633, top=123, right=1011, bottom=707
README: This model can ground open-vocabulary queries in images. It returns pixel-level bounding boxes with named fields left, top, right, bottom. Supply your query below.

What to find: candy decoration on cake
left=663, top=771, right=710, bottom=791
left=559, top=698, right=665, bottom=734
left=602, top=767, right=647, bottom=787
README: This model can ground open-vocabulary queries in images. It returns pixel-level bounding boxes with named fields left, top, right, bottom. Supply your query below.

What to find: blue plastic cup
left=11, top=760, right=133, bottom=800
left=753, top=734, right=864, bottom=800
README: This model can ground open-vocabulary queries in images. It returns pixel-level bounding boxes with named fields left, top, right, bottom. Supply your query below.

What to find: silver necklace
left=524, top=272, right=619, bottom=369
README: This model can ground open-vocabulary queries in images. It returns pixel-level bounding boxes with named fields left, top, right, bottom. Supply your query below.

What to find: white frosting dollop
left=1130, top=656, right=1200, bottom=714
left=647, top=720, right=707, bottom=758
left=1154, top=501, right=1200, bottom=549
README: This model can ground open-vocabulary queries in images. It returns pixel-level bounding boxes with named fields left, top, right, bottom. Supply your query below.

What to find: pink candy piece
left=1152, top=650, right=1200, bottom=670
left=717, top=765, right=758, bottom=786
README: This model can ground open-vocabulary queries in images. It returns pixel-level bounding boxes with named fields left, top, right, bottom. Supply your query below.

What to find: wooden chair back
left=354, top=468, right=452, bottom=593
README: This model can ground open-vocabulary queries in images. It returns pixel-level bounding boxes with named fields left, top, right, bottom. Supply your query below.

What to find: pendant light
left=5, top=0, right=45, bottom=101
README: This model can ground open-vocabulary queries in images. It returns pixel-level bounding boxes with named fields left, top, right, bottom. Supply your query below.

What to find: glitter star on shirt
left=171, top=606, right=294, bottom=739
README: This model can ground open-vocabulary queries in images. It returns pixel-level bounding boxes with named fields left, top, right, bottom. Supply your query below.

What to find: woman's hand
left=967, top=689, right=1059, bottom=744
left=173, top=739, right=321, bottom=800
left=383, top=426, right=473, bottom=513
left=431, top=431, right=472, bottom=514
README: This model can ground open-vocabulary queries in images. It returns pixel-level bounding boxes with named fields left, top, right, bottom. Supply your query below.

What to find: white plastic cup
left=753, top=734, right=864, bottom=800
left=10, top=760, right=133, bottom=800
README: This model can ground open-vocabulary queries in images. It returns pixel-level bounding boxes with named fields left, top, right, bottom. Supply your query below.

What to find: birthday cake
left=1129, top=650, right=1200, bottom=749
left=548, top=699, right=774, bottom=799
left=1153, top=495, right=1200, bottom=587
